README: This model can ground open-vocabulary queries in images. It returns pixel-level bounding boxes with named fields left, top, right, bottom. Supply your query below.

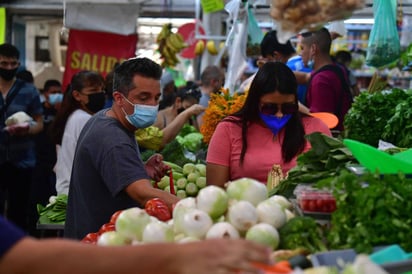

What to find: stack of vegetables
left=155, top=162, right=207, bottom=198
left=81, top=178, right=326, bottom=257
left=37, top=194, right=68, bottom=225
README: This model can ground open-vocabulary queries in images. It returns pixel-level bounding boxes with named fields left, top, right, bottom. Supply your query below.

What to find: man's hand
left=4, top=122, right=30, bottom=136
left=144, top=154, right=170, bottom=182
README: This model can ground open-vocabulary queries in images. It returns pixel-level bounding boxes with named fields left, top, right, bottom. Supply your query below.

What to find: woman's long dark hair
left=225, top=61, right=305, bottom=164
left=49, top=71, right=104, bottom=145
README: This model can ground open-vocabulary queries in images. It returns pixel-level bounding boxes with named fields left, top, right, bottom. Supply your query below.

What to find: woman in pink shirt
left=206, top=62, right=331, bottom=187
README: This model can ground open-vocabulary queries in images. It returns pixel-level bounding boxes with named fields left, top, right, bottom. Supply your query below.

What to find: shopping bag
left=365, top=0, right=400, bottom=68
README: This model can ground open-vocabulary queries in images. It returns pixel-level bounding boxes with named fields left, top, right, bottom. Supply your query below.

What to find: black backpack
left=310, top=64, right=353, bottom=118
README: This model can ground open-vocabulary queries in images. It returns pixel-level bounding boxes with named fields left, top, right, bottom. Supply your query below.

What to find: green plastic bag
left=366, top=0, right=400, bottom=68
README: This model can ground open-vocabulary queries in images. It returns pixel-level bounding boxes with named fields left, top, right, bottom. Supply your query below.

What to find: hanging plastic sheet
left=366, top=0, right=401, bottom=68
left=221, top=0, right=249, bottom=94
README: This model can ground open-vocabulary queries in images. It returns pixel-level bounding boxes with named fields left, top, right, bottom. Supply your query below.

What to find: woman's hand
left=144, top=154, right=170, bottom=182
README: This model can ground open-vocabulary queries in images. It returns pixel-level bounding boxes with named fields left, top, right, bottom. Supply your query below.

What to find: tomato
left=307, top=200, right=317, bottom=212
left=145, top=198, right=172, bottom=222
left=98, top=222, right=116, bottom=234
left=109, top=210, right=123, bottom=225
left=315, top=199, right=324, bottom=210
left=81, top=232, right=99, bottom=244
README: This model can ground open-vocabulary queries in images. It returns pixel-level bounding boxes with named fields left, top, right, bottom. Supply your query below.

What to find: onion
left=245, top=223, right=280, bottom=250
left=97, top=231, right=130, bottom=246
left=256, top=199, right=287, bottom=229
left=178, top=208, right=213, bottom=239
left=172, top=197, right=197, bottom=234
left=226, top=178, right=268, bottom=206
left=142, top=221, right=174, bottom=243
left=227, top=200, right=258, bottom=232
left=206, top=222, right=240, bottom=239
left=115, top=207, right=151, bottom=241
left=268, top=195, right=293, bottom=210
left=196, top=185, right=228, bottom=219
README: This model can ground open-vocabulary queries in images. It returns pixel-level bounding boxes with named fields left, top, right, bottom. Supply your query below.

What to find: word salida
left=70, top=51, right=126, bottom=74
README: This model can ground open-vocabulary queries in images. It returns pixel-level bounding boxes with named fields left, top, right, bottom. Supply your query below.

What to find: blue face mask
left=48, top=93, right=64, bottom=106
left=260, top=113, right=292, bottom=136
left=307, top=59, right=314, bottom=69
left=122, top=96, right=158, bottom=129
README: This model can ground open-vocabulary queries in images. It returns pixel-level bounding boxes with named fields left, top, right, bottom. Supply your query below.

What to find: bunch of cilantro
left=321, top=171, right=412, bottom=253
left=343, top=88, right=411, bottom=147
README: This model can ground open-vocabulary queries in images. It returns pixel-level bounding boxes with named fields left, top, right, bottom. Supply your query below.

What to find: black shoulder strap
left=1, top=79, right=25, bottom=118
left=311, top=64, right=353, bottom=119
left=314, top=64, right=353, bottom=100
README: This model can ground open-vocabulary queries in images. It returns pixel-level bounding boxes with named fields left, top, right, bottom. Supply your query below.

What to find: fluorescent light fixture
left=344, top=18, right=375, bottom=24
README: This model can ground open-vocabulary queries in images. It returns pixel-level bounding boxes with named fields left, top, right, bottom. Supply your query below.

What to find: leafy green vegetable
left=344, top=88, right=410, bottom=147
left=160, top=139, right=193, bottom=167
left=37, top=194, right=68, bottom=224
left=323, top=171, right=412, bottom=253
left=382, top=93, right=412, bottom=147
left=269, top=132, right=356, bottom=198
left=278, top=216, right=327, bottom=253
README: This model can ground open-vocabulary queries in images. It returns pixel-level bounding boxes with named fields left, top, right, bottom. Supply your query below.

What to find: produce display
left=156, top=161, right=207, bottom=198
left=37, top=194, right=68, bottom=225
left=321, top=171, right=412, bottom=253
left=344, top=88, right=412, bottom=147
left=81, top=178, right=306, bottom=252
left=295, top=185, right=336, bottom=213
left=270, top=132, right=356, bottom=198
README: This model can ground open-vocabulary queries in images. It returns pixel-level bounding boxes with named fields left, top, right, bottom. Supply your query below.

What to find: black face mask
left=177, top=107, right=185, bottom=114
left=85, top=92, right=106, bottom=113
left=0, top=67, right=18, bottom=81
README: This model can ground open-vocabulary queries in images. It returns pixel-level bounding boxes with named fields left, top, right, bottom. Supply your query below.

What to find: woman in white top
left=49, top=71, right=106, bottom=195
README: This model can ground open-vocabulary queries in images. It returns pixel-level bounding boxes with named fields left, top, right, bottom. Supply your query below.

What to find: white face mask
left=121, top=95, right=158, bottom=128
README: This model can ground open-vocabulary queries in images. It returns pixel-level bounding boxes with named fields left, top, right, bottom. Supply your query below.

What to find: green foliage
left=343, top=88, right=411, bottom=147
left=269, top=132, right=356, bottom=198
left=323, top=171, right=412, bottom=253
left=382, top=94, right=412, bottom=147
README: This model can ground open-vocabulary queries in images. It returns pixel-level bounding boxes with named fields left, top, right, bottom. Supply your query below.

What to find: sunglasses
left=260, top=102, right=298, bottom=115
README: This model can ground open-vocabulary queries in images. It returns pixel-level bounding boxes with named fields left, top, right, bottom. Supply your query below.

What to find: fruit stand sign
left=177, top=23, right=205, bottom=59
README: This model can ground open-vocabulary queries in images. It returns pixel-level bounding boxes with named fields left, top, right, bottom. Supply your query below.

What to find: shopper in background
left=0, top=216, right=271, bottom=274
left=29, top=79, right=62, bottom=236
left=64, top=57, right=180, bottom=240
left=49, top=71, right=106, bottom=196
left=206, top=62, right=331, bottom=187
left=196, top=65, right=225, bottom=128
left=0, top=43, right=43, bottom=232
left=158, top=71, right=176, bottom=110
left=334, top=50, right=360, bottom=97
left=259, top=30, right=312, bottom=105
left=300, top=27, right=353, bottom=132
left=16, top=69, right=34, bottom=84
left=154, top=84, right=204, bottom=131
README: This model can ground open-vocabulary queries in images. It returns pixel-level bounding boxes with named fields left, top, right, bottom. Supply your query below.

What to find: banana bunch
left=157, top=24, right=187, bottom=68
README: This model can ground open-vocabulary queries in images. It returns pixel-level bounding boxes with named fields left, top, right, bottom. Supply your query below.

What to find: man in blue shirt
left=0, top=43, right=43, bottom=232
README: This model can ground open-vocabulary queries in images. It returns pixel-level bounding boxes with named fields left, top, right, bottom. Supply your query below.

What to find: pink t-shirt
left=206, top=116, right=331, bottom=183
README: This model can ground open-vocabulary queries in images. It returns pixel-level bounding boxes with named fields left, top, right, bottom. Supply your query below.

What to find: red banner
left=62, top=29, right=138, bottom=90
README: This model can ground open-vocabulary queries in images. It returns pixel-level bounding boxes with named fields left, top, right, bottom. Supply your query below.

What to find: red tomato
left=308, top=200, right=317, bottom=212
left=109, top=210, right=123, bottom=225
left=315, top=199, right=324, bottom=210
left=99, top=222, right=116, bottom=234
left=81, top=232, right=99, bottom=244
left=145, top=198, right=172, bottom=222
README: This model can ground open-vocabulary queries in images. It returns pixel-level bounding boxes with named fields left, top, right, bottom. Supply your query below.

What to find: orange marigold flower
left=200, top=88, right=247, bottom=144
